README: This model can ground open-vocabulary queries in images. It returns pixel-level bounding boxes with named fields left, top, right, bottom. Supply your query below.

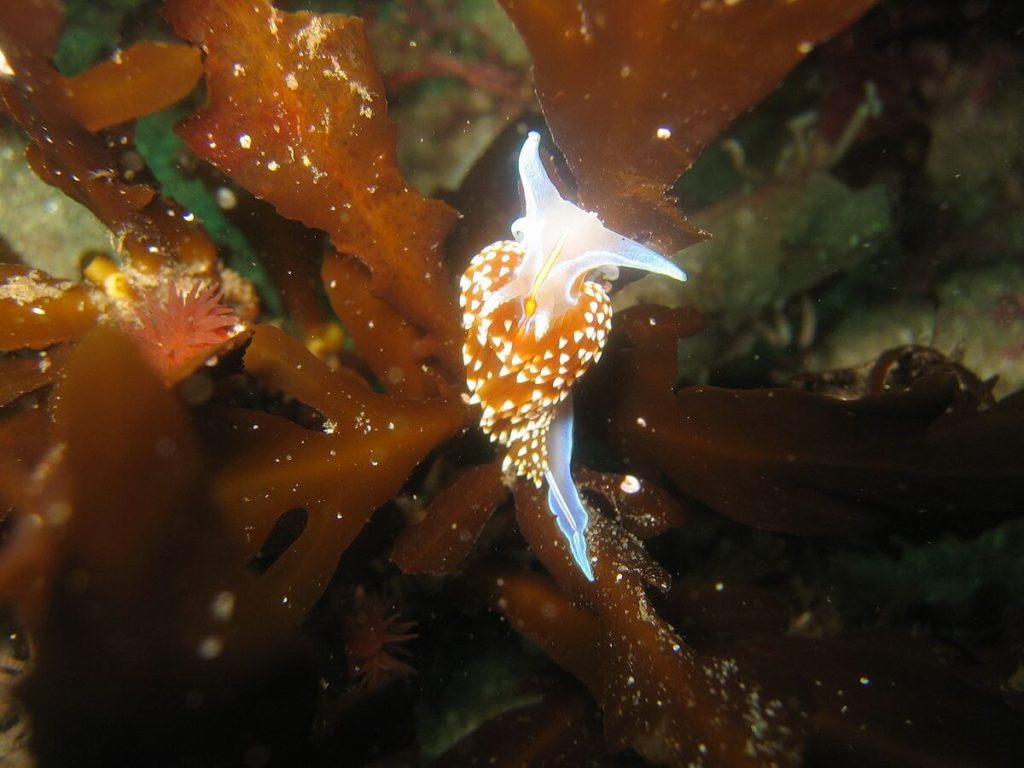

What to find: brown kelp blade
left=500, top=0, right=878, bottom=253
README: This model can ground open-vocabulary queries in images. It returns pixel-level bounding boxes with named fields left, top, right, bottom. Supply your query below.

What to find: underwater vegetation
left=0, top=0, right=1022, bottom=766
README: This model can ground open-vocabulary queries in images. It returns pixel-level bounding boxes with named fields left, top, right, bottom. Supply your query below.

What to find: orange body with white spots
left=461, top=240, right=611, bottom=484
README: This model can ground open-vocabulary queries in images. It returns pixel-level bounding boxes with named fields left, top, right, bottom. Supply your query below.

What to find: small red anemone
left=342, top=597, right=417, bottom=690
left=131, top=282, right=241, bottom=377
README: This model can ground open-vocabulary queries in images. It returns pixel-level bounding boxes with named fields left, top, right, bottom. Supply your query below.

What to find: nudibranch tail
left=544, top=396, right=594, bottom=580
left=459, top=131, right=687, bottom=582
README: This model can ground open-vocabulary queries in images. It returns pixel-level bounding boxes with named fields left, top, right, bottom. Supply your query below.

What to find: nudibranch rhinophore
left=459, top=131, right=687, bottom=581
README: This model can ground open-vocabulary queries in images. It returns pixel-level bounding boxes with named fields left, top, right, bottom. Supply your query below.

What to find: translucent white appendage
left=510, top=131, right=687, bottom=318
left=516, top=131, right=563, bottom=222
left=543, top=396, right=595, bottom=581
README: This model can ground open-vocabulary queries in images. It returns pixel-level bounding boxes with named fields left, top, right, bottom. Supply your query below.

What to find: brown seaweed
left=322, top=250, right=444, bottom=398
left=741, top=635, right=1023, bottom=767
left=391, top=460, right=507, bottom=575
left=0, top=0, right=217, bottom=270
left=584, top=304, right=1024, bottom=534
left=575, top=467, right=690, bottom=540
left=0, top=328, right=307, bottom=765
left=501, top=484, right=806, bottom=767
left=0, top=345, right=71, bottom=410
left=62, top=40, right=202, bottom=132
left=489, top=492, right=1022, bottom=767
left=433, top=681, right=610, bottom=768
left=499, top=0, right=880, bottom=253
left=202, top=324, right=465, bottom=617
left=235, top=202, right=334, bottom=347
left=164, top=0, right=463, bottom=385
left=664, top=583, right=1022, bottom=766
left=0, top=265, right=98, bottom=352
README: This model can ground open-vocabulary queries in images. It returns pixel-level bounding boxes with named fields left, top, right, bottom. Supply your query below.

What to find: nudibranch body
left=460, top=131, right=686, bottom=581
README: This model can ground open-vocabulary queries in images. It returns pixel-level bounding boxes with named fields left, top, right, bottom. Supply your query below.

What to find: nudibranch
left=459, top=131, right=686, bottom=581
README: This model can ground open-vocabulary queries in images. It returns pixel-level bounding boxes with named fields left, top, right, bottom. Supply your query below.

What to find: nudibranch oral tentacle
left=459, top=131, right=687, bottom=581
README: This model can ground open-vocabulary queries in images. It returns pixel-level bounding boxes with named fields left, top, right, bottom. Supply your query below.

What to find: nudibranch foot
left=547, top=477, right=594, bottom=582
left=459, top=131, right=687, bottom=581
left=544, top=396, right=594, bottom=581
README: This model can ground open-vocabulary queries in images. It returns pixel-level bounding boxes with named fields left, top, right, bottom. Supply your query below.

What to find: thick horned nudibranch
left=459, top=131, right=686, bottom=580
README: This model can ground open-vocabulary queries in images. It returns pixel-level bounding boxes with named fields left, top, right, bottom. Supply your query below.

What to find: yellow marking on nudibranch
left=524, top=229, right=570, bottom=319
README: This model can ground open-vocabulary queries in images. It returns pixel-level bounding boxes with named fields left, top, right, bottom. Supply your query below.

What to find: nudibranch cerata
left=459, top=131, right=687, bottom=581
